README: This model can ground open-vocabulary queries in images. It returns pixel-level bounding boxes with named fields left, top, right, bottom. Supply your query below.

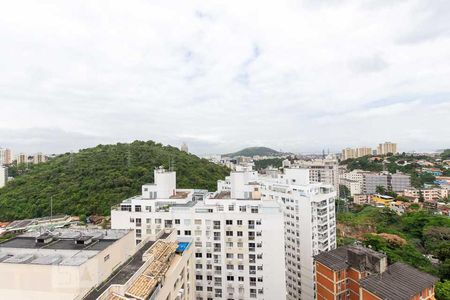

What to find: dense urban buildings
left=315, top=245, right=438, bottom=300
left=111, top=165, right=337, bottom=300
left=340, top=170, right=411, bottom=195
left=112, top=167, right=287, bottom=300
left=341, top=142, right=398, bottom=160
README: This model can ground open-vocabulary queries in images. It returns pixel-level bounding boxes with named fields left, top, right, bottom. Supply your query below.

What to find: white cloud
left=0, top=0, right=449, bottom=154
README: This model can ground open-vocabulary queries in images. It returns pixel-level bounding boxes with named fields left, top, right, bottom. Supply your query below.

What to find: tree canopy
left=0, top=140, right=229, bottom=221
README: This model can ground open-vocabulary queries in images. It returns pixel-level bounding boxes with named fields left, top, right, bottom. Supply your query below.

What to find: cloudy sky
left=0, top=0, right=449, bottom=155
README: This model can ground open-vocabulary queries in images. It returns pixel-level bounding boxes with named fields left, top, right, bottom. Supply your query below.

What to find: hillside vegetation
left=223, top=146, right=281, bottom=157
left=0, top=141, right=229, bottom=221
left=337, top=206, right=450, bottom=279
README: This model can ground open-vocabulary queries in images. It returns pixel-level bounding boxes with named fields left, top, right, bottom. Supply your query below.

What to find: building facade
left=293, top=158, right=340, bottom=195
left=0, top=148, right=12, bottom=165
left=376, top=142, right=397, bottom=155
left=260, top=168, right=337, bottom=300
left=0, top=166, right=7, bottom=188
left=363, top=172, right=411, bottom=194
left=315, top=245, right=438, bottom=300
left=403, top=188, right=449, bottom=202
left=111, top=167, right=287, bottom=300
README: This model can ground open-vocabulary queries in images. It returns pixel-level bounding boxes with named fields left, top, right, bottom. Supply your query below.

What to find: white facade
left=293, top=158, right=340, bottom=196
left=111, top=168, right=286, bottom=300
left=0, top=166, right=7, bottom=188
left=260, top=168, right=337, bottom=300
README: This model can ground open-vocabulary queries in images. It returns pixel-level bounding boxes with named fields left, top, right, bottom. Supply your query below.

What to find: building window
left=104, top=254, right=110, bottom=262
left=185, top=230, right=192, bottom=236
left=175, top=219, right=180, bottom=224
left=226, top=220, right=233, bottom=225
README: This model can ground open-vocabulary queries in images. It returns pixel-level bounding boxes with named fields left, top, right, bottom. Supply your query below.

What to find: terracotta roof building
left=314, top=245, right=438, bottom=300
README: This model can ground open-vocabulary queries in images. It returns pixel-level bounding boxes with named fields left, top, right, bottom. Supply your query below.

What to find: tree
left=339, top=185, right=351, bottom=199
left=419, top=190, right=425, bottom=203
left=436, top=280, right=450, bottom=300
left=376, top=185, right=387, bottom=194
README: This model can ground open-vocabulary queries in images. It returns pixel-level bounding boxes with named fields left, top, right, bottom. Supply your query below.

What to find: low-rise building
left=352, top=194, right=369, bottom=205
left=87, top=230, right=195, bottom=300
left=315, top=245, right=438, bottom=300
left=0, top=229, right=135, bottom=300
left=403, top=188, right=449, bottom=202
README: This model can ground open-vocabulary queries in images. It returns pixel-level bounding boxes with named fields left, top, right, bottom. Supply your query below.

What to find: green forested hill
left=223, top=146, right=281, bottom=157
left=0, top=141, right=229, bottom=221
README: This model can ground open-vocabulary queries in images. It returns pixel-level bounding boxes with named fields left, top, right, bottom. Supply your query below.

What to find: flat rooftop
left=0, top=229, right=131, bottom=266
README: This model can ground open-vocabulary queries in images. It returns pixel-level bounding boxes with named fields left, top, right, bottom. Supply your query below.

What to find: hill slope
left=0, top=140, right=229, bottom=221
left=223, top=146, right=281, bottom=157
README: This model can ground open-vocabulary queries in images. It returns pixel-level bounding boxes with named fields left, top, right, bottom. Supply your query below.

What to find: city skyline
left=0, top=1, right=449, bottom=155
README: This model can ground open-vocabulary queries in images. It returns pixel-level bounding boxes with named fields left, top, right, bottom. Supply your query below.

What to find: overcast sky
left=0, top=0, right=449, bottom=155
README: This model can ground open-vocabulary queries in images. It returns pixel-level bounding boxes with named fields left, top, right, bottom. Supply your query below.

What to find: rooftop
left=0, top=229, right=130, bottom=266
left=314, top=245, right=386, bottom=271
left=83, top=231, right=172, bottom=300
left=359, top=262, right=439, bottom=300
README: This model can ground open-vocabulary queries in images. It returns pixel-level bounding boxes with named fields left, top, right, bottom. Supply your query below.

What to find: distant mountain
left=223, top=147, right=282, bottom=158
left=0, top=140, right=229, bottom=221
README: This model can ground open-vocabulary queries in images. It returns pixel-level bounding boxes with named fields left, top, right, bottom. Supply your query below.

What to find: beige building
left=356, top=147, right=372, bottom=157
left=377, top=142, right=398, bottom=155
left=0, top=148, right=12, bottom=165
left=0, top=229, right=135, bottom=300
left=403, top=188, right=449, bottom=202
left=341, top=148, right=356, bottom=160
left=342, top=147, right=372, bottom=160
left=0, top=228, right=194, bottom=300
left=17, top=152, right=27, bottom=164
left=33, top=152, right=47, bottom=164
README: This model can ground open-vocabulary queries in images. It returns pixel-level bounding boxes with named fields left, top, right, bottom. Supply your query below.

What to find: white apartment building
left=111, top=167, right=286, bottom=300
left=260, top=168, right=337, bottom=300
left=293, top=158, right=339, bottom=194
left=339, top=170, right=368, bottom=196
left=0, top=166, right=7, bottom=188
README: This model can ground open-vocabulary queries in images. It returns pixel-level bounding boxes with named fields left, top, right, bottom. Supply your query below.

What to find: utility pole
left=50, top=196, right=53, bottom=224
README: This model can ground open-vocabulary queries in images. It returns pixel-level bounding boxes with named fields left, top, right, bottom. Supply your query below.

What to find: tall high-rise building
left=341, top=148, right=355, bottom=160
left=260, top=169, right=337, bottom=300
left=17, top=153, right=27, bottom=165
left=112, top=167, right=287, bottom=300
left=0, top=166, right=7, bottom=188
left=33, top=152, right=47, bottom=164
left=355, top=147, right=372, bottom=157
left=0, top=148, right=12, bottom=165
left=377, top=142, right=398, bottom=155
left=342, top=147, right=372, bottom=160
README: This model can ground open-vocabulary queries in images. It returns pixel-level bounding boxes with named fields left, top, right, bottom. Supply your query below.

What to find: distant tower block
left=180, top=142, right=189, bottom=153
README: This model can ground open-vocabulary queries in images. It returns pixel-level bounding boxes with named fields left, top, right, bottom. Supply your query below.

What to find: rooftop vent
left=75, top=235, right=93, bottom=245
left=36, top=232, right=54, bottom=244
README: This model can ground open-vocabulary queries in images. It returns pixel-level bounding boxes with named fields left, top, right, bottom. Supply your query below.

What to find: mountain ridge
left=223, top=146, right=282, bottom=157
